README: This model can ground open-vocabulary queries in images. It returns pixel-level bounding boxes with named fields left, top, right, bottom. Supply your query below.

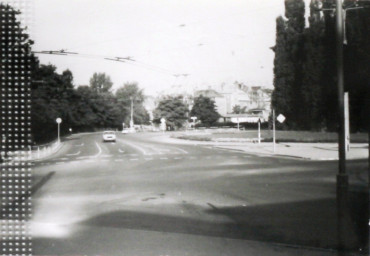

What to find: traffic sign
left=56, top=118, right=62, bottom=124
left=277, top=114, right=286, bottom=123
left=160, top=118, right=166, bottom=123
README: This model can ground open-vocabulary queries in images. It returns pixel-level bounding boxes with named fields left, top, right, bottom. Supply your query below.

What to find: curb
left=212, top=146, right=345, bottom=161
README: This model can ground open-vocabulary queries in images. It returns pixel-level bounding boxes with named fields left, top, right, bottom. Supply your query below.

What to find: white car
left=102, top=131, right=116, bottom=142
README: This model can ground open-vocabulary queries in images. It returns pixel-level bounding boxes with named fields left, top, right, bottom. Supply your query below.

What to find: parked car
left=102, top=131, right=116, bottom=142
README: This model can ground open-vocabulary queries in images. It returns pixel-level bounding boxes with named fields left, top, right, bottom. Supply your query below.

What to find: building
left=194, top=83, right=272, bottom=123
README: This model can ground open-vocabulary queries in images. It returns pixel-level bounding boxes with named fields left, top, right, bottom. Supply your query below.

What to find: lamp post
left=56, top=118, right=62, bottom=143
left=130, top=96, right=134, bottom=131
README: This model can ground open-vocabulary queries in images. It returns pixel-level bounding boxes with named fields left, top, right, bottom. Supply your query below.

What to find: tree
left=115, top=82, right=149, bottom=125
left=89, top=72, right=113, bottom=93
left=300, top=2, right=326, bottom=130
left=153, top=96, right=188, bottom=129
left=190, top=95, right=220, bottom=127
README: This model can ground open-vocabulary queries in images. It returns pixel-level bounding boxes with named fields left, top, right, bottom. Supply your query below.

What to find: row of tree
left=32, top=66, right=150, bottom=143
left=272, top=0, right=369, bottom=132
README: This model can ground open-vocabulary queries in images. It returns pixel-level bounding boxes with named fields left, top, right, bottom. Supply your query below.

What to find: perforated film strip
left=1, top=0, right=33, bottom=255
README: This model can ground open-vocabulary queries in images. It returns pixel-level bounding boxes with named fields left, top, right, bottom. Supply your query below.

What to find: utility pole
left=272, top=109, right=276, bottom=153
left=335, top=0, right=348, bottom=252
left=130, top=96, right=134, bottom=131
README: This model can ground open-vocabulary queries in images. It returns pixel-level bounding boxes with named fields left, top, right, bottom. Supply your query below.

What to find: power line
left=32, top=50, right=186, bottom=76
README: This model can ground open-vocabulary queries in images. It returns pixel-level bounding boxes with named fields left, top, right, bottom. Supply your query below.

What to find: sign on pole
left=277, top=114, right=286, bottom=123
left=56, top=118, right=62, bottom=124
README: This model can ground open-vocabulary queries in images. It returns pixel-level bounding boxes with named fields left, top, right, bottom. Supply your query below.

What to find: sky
left=26, top=0, right=308, bottom=96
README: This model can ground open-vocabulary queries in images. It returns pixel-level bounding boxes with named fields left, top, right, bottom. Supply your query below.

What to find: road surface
left=29, top=132, right=368, bottom=256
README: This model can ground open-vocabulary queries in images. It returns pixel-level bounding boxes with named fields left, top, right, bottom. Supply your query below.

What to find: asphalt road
left=30, top=132, right=368, bottom=256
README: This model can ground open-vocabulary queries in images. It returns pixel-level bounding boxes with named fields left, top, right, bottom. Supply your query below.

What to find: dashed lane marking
left=74, top=143, right=84, bottom=147
left=174, top=157, right=183, bottom=160
left=57, top=157, right=69, bottom=160
left=130, top=158, right=139, bottom=161
left=114, top=159, right=124, bottom=162
left=160, top=157, right=168, bottom=160
left=101, top=154, right=113, bottom=158
left=144, top=158, right=153, bottom=161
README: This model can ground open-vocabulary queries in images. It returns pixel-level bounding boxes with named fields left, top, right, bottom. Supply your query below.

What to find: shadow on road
left=32, top=188, right=367, bottom=254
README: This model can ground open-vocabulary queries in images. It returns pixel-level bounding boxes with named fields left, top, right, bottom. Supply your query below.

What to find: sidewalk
left=151, top=133, right=368, bottom=161
left=214, top=142, right=369, bottom=161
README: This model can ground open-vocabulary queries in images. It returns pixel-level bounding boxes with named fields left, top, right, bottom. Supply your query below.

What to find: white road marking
left=130, top=158, right=139, bottom=161
left=118, top=148, right=125, bottom=153
left=74, top=143, right=84, bottom=147
left=76, top=156, right=89, bottom=160
left=117, top=139, right=149, bottom=155
left=55, top=162, right=64, bottom=164
left=160, top=157, right=168, bottom=160
left=174, top=157, right=182, bottom=160
left=101, top=154, right=113, bottom=158
left=92, top=142, right=103, bottom=158
left=57, top=158, right=69, bottom=160
left=66, top=151, right=80, bottom=156
left=144, top=158, right=153, bottom=161
left=114, top=159, right=124, bottom=162
left=172, top=147, right=188, bottom=154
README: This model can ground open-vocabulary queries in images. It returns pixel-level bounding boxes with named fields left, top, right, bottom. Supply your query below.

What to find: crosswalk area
left=34, top=153, right=253, bottom=166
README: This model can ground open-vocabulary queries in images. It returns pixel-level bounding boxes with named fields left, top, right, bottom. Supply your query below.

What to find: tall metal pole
left=130, top=97, right=134, bottom=129
left=335, top=0, right=349, bottom=251
left=57, top=123, right=60, bottom=143
left=273, top=109, right=275, bottom=153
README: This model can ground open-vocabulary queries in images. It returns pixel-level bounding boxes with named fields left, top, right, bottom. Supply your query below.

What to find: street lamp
left=56, top=118, right=62, bottom=143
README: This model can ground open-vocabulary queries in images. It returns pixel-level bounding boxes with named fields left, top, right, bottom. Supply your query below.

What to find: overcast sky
left=30, top=0, right=308, bottom=96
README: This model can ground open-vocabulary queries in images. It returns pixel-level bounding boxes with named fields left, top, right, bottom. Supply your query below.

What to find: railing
left=0, top=140, right=62, bottom=162
left=28, top=140, right=61, bottom=160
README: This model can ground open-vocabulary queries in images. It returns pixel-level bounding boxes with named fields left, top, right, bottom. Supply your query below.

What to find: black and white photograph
left=0, top=0, right=369, bottom=255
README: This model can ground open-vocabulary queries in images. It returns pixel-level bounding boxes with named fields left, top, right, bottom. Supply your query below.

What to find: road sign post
left=273, top=113, right=286, bottom=153
left=56, top=118, right=62, bottom=143
left=258, top=119, right=261, bottom=144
